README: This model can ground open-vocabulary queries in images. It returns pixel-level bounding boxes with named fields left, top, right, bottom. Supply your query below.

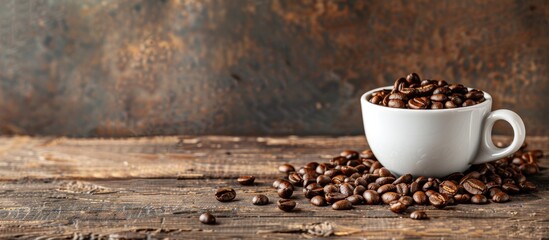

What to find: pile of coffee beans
left=272, top=141, right=541, bottom=218
left=369, top=73, right=486, bottom=109
left=205, top=142, right=542, bottom=223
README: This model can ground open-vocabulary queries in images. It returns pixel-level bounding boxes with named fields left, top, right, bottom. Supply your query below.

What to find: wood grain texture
left=0, top=135, right=547, bottom=238
left=0, top=0, right=548, bottom=137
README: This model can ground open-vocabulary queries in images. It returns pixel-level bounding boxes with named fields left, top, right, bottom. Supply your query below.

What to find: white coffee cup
left=360, top=86, right=525, bottom=177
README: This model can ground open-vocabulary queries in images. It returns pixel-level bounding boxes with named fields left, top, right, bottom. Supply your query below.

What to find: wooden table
left=0, top=135, right=547, bottom=239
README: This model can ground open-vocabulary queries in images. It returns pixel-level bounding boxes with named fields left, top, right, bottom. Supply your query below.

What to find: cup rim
left=361, top=86, right=492, bottom=112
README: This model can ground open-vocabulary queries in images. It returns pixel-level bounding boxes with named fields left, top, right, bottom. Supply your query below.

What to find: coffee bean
left=439, top=180, right=458, bottom=196
left=429, top=192, right=448, bottom=209
left=492, top=192, right=510, bottom=203
left=304, top=188, right=324, bottom=199
left=519, top=163, right=539, bottom=175
left=330, top=156, right=348, bottom=166
left=332, top=199, right=353, bottom=210
left=310, top=195, right=327, bottom=206
left=408, top=97, right=430, bottom=109
left=302, top=173, right=317, bottom=187
left=393, top=77, right=408, bottom=92
left=252, top=194, right=269, bottom=205
left=430, top=94, right=448, bottom=102
left=354, top=185, right=366, bottom=196
left=420, top=79, right=434, bottom=86
left=422, top=180, right=438, bottom=191
left=425, top=189, right=436, bottom=198
left=377, top=184, right=396, bottom=194
left=278, top=188, right=293, bottom=199
left=410, top=210, right=428, bottom=220
left=399, top=196, right=414, bottom=206
left=288, top=172, right=303, bottom=186
left=406, top=73, right=421, bottom=84
left=272, top=179, right=284, bottom=189
left=340, top=150, right=359, bottom=160
left=369, top=161, right=383, bottom=173
left=277, top=180, right=294, bottom=191
left=471, top=194, right=488, bottom=204
left=340, top=183, right=355, bottom=196
left=382, top=192, right=400, bottom=204
left=519, top=181, right=537, bottom=192
left=393, top=174, right=413, bottom=184
left=445, top=100, right=457, bottom=108
left=363, top=190, right=381, bottom=205
left=409, top=182, right=420, bottom=193
left=315, top=175, right=331, bottom=186
left=278, top=164, right=295, bottom=174
left=361, top=149, right=376, bottom=159
left=465, top=90, right=484, bottom=100
left=453, top=193, right=471, bottom=204
left=332, top=174, right=346, bottom=185
left=416, top=84, right=436, bottom=95
left=324, top=184, right=339, bottom=194
left=395, top=183, right=409, bottom=196
left=388, top=99, right=406, bottom=108
left=413, top=191, right=428, bottom=205
left=237, top=175, right=255, bottom=185
left=215, top=188, right=236, bottom=202
left=431, top=101, right=444, bottom=109
left=389, top=200, right=407, bottom=213
left=354, top=177, right=368, bottom=187
left=433, top=86, right=451, bottom=95
left=462, top=178, right=486, bottom=195
left=199, top=213, right=216, bottom=224
left=341, top=166, right=358, bottom=176
left=448, top=84, right=468, bottom=94
left=325, top=192, right=348, bottom=204
left=400, top=87, right=418, bottom=97
left=277, top=199, right=296, bottom=212
left=305, top=161, right=319, bottom=170
left=346, top=194, right=365, bottom=205
left=324, top=169, right=342, bottom=178
left=376, top=177, right=396, bottom=185
left=462, top=99, right=475, bottom=107
left=501, top=183, right=520, bottom=194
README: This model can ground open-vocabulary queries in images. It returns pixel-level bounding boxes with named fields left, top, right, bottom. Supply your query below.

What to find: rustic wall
left=0, top=0, right=548, bottom=137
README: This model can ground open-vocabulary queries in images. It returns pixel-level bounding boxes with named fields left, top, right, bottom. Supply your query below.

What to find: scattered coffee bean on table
left=410, top=210, right=428, bottom=220
left=252, top=194, right=269, bottom=205
left=199, top=213, right=216, bottom=224
left=215, top=188, right=236, bottom=202
left=332, top=199, right=353, bottom=210
left=237, top=175, right=255, bottom=185
left=369, top=73, right=486, bottom=109
left=277, top=199, right=297, bottom=212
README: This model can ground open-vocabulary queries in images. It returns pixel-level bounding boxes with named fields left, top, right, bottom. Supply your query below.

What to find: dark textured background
left=0, top=0, right=548, bottom=137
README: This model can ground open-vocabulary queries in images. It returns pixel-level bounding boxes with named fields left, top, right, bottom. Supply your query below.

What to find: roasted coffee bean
left=439, top=180, right=459, bottom=196
left=376, top=177, right=396, bottom=185
left=465, top=90, right=484, bottom=100
left=272, top=179, right=284, bottom=189
left=305, top=162, right=320, bottom=170
left=409, top=182, right=420, bottom=193
left=388, top=99, right=406, bottom=108
left=471, top=194, right=488, bottom=204
left=454, top=193, right=471, bottom=204
left=448, top=84, right=468, bottom=94
left=462, top=178, right=486, bottom=195
left=382, top=192, right=400, bottom=204
left=354, top=177, right=368, bottom=187
left=252, top=194, right=269, bottom=205
left=437, top=80, right=448, bottom=86
left=395, top=183, right=409, bottom=196
left=492, top=192, right=510, bottom=203
left=488, top=187, right=503, bottom=198
left=302, top=173, right=317, bottom=187
left=406, top=73, right=421, bottom=84
left=288, top=172, right=303, bottom=186
left=341, top=166, right=358, bottom=176
left=310, top=195, right=327, bottom=206
left=519, top=181, right=537, bottom=192
left=393, top=77, right=408, bottom=92
left=393, top=174, right=413, bottom=184
left=501, top=183, right=520, bottom=194
left=361, top=149, right=376, bottom=159
left=413, top=191, right=428, bottom=205
left=430, top=93, right=448, bottom=102
left=304, top=188, right=324, bottom=199
left=324, top=184, right=339, bottom=194
left=277, top=180, right=294, bottom=191
left=433, top=86, right=451, bottom=95
left=422, top=180, right=438, bottom=191
left=425, top=189, right=436, bottom=198
left=305, top=182, right=320, bottom=191
left=410, top=210, right=428, bottom=220
left=369, top=95, right=383, bottom=104
left=431, top=101, right=444, bottom=109
left=316, top=175, right=332, bottom=186
left=354, top=185, right=367, bottom=196
left=325, top=192, right=348, bottom=204
left=347, top=194, right=365, bottom=205
left=237, top=175, right=255, bottom=185
left=331, top=156, right=348, bottom=166
left=416, top=84, right=436, bottom=95
left=340, top=150, right=359, bottom=160
left=377, top=184, right=396, bottom=194
left=449, top=94, right=464, bottom=105
left=519, top=163, right=539, bottom=175
left=420, top=79, right=434, bottom=86
left=324, top=169, right=342, bottom=178
left=462, top=99, right=475, bottom=107
left=400, top=87, right=418, bottom=97
left=346, top=160, right=361, bottom=167
left=364, top=173, right=380, bottom=183
left=340, top=183, right=355, bottom=196
left=363, top=190, right=381, bottom=205
left=389, top=200, right=407, bottom=213
left=316, top=163, right=332, bottom=175
left=460, top=171, right=482, bottom=184
left=332, top=175, right=346, bottom=184
left=278, top=188, right=293, bottom=199
left=369, top=161, right=383, bottom=173
left=332, top=199, right=353, bottom=210
left=278, top=164, right=295, bottom=174
left=199, top=213, right=216, bottom=224
left=277, top=199, right=296, bottom=212
left=445, top=172, right=465, bottom=182
left=215, top=188, right=236, bottom=202
left=408, top=97, right=430, bottom=109
left=399, top=196, right=414, bottom=206
left=445, top=100, right=458, bottom=108
left=378, top=168, right=392, bottom=177
left=429, top=192, right=448, bottom=209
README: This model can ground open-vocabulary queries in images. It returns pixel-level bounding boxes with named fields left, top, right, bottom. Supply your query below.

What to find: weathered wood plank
left=0, top=135, right=547, bottom=180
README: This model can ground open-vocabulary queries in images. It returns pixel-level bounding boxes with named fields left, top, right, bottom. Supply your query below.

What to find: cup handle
left=472, top=109, right=525, bottom=165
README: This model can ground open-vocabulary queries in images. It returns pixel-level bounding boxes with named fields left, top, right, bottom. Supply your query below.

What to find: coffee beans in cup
left=369, top=73, right=486, bottom=109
